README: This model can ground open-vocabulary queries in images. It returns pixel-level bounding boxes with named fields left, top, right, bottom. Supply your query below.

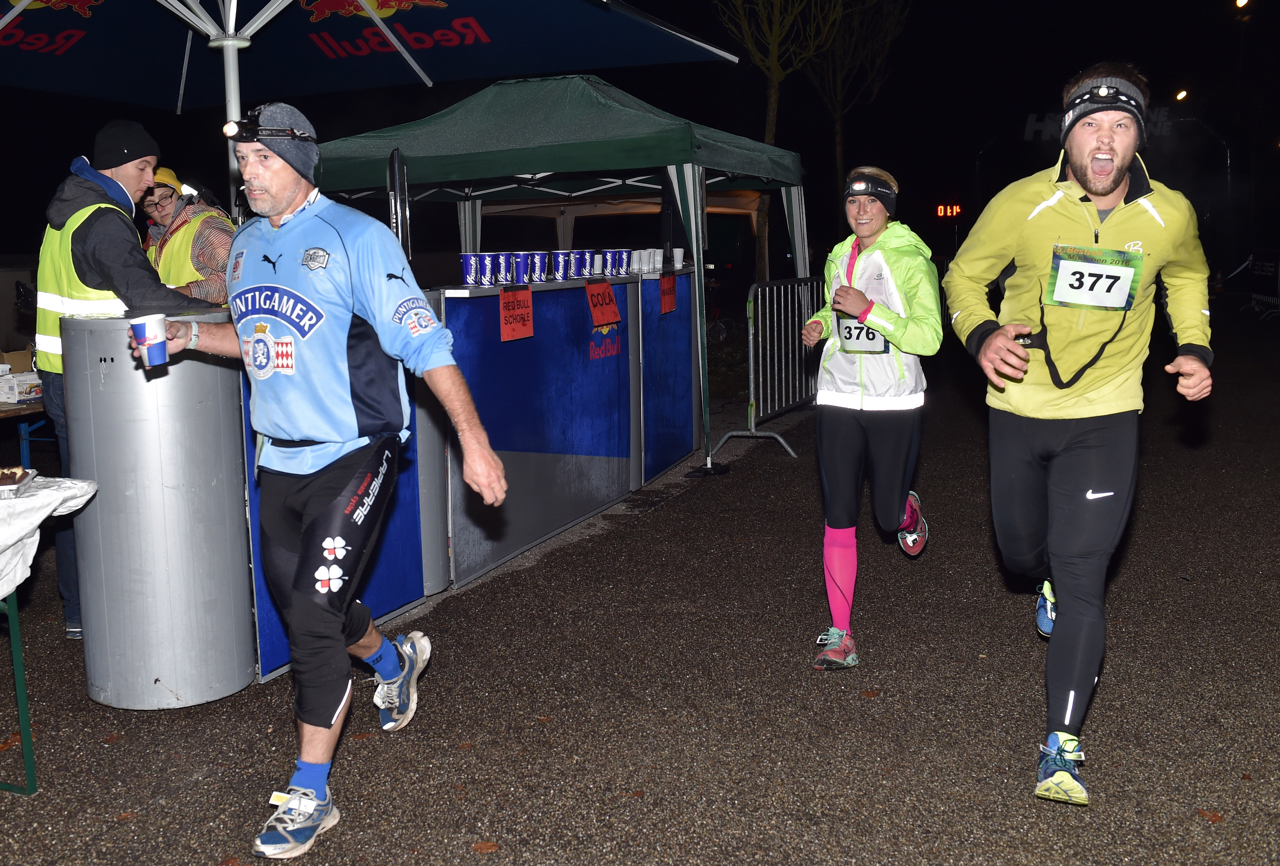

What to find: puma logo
left=262, top=254, right=281, bottom=274
left=386, top=269, right=408, bottom=284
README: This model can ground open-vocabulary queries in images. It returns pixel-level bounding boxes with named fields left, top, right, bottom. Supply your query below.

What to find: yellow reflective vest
left=36, top=203, right=128, bottom=374
left=148, top=210, right=229, bottom=290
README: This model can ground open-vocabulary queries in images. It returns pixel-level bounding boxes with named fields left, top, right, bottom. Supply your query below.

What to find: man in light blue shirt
left=147, top=103, right=506, bottom=859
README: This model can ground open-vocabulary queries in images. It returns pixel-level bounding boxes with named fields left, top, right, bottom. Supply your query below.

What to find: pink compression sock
left=823, top=525, right=858, bottom=630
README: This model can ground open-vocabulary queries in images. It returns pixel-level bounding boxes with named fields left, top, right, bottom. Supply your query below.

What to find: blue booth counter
left=246, top=270, right=698, bottom=678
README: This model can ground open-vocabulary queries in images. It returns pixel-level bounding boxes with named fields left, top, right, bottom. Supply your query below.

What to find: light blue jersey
left=228, top=194, right=454, bottom=475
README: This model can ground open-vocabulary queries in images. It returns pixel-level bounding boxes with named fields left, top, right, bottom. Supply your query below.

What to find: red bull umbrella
left=0, top=0, right=735, bottom=121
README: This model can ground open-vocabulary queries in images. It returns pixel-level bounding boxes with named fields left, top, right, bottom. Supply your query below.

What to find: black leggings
left=816, top=405, right=921, bottom=531
left=259, top=437, right=399, bottom=728
left=989, top=409, right=1138, bottom=738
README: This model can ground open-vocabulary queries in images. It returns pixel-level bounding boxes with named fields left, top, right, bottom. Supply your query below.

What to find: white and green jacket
left=807, top=221, right=943, bottom=410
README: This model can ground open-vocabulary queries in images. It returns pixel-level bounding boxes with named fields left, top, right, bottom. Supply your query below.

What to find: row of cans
left=461, top=249, right=671, bottom=287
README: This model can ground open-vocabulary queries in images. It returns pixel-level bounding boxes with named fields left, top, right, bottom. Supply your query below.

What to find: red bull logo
left=9, top=0, right=101, bottom=17
left=300, top=0, right=447, bottom=24
left=0, top=15, right=85, bottom=55
left=307, top=14, right=489, bottom=59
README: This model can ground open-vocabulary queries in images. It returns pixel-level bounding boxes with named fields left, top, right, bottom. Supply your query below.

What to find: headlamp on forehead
left=222, top=108, right=316, bottom=144
left=842, top=175, right=897, bottom=216
left=1065, top=83, right=1143, bottom=114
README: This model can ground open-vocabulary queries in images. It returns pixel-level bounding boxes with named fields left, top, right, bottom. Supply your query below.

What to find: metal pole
left=210, top=36, right=250, bottom=220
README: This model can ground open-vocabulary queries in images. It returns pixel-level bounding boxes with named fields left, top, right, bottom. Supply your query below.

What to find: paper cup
left=672, top=248, right=685, bottom=269
left=130, top=314, right=169, bottom=367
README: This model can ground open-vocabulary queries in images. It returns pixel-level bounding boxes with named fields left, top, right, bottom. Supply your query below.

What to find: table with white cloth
left=0, top=476, right=97, bottom=795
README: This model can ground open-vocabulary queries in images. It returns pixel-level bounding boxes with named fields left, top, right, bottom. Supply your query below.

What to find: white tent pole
left=0, top=0, right=36, bottom=34
left=209, top=35, right=249, bottom=218
left=355, top=0, right=434, bottom=87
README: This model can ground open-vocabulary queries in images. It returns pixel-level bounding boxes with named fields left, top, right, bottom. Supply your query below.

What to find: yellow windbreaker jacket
left=943, top=153, right=1211, bottom=419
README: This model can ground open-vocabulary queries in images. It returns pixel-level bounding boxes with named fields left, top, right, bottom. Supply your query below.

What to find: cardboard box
left=0, top=372, right=41, bottom=403
left=1, top=347, right=34, bottom=374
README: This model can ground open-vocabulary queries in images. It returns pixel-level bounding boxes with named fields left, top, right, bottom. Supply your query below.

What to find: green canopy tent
left=319, top=74, right=810, bottom=467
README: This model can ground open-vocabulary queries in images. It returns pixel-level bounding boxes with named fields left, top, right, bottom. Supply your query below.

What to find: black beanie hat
left=255, top=103, right=320, bottom=186
left=92, top=120, right=160, bottom=170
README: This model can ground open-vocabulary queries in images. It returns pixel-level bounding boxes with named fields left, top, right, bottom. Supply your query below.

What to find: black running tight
left=988, top=409, right=1138, bottom=738
left=816, top=404, right=921, bottom=531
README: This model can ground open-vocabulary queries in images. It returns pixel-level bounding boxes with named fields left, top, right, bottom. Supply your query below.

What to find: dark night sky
left=2, top=0, right=1275, bottom=273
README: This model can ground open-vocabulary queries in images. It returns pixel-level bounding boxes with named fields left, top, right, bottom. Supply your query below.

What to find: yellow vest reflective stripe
left=150, top=210, right=228, bottom=289
left=36, top=203, right=129, bottom=374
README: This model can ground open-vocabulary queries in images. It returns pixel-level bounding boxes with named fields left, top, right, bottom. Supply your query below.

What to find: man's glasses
left=142, top=190, right=175, bottom=213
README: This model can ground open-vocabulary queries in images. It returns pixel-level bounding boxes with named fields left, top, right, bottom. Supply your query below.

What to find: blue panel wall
left=244, top=375, right=425, bottom=678
left=447, top=283, right=631, bottom=460
left=641, top=273, right=695, bottom=481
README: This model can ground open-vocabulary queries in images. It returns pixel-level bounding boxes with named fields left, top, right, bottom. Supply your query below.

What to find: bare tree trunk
left=764, top=75, right=781, bottom=145
left=835, top=114, right=845, bottom=192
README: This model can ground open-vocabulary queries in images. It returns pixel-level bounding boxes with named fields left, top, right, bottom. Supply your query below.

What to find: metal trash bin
left=61, top=311, right=256, bottom=709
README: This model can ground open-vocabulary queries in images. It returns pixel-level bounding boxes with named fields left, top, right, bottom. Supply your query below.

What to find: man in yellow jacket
left=141, top=167, right=234, bottom=304
left=36, top=121, right=215, bottom=639
left=942, top=62, right=1212, bottom=807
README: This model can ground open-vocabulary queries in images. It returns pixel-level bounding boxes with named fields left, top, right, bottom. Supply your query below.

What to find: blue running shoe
left=1035, top=732, right=1088, bottom=806
left=1036, top=581, right=1056, bottom=638
left=252, top=786, right=340, bottom=859
left=373, top=631, right=431, bottom=732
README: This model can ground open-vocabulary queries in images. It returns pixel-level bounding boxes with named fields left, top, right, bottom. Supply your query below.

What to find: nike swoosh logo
left=1085, top=490, right=1114, bottom=499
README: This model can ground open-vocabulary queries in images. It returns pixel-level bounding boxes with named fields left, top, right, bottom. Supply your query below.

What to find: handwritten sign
left=500, top=284, right=533, bottom=341
left=584, top=279, right=621, bottom=327
left=660, top=274, right=677, bottom=315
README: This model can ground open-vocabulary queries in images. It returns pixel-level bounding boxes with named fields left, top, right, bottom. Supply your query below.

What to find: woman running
left=801, top=166, right=943, bottom=670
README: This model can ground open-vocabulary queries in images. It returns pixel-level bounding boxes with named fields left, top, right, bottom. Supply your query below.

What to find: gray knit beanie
left=1060, top=77, right=1148, bottom=149
left=255, top=103, right=320, bottom=185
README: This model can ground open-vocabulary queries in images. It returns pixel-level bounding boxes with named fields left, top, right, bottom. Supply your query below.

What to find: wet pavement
left=0, top=300, right=1276, bottom=865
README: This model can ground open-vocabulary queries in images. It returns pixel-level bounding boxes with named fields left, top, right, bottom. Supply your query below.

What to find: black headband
left=843, top=175, right=897, bottom=215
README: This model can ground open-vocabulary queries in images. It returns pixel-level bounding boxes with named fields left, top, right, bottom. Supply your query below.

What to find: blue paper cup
left=530, top=252, right=549, bottom=283
left=552, top=251, right=571, bottom=281
left=495, top=252, right=513, bottom=284
left=603, top=250, right=618, bottom=276
left=130, top=314, right=168, bottom=367
left=479, top=253, right=496, bottom=286
left=512, top=252, right=531, bottom=284
left=460, top=253, right=480, bottom=286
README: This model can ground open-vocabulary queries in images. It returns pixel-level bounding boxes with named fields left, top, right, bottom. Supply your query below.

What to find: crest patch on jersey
left=230, top=285, right=326, bottom=338
left=241, top=322, right=296, bottom=380
left=392, top=297, right=437, bottom=336
left=231, top=250, right=245, bottom=283
left=302, top=248, right=330, bottom=271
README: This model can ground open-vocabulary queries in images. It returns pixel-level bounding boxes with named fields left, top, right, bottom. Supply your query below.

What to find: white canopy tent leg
left=667, top=163, right=724, bottom=475
left=458, top=200, right=482, bottom=254
left=781, top=185, right=810, bottom=278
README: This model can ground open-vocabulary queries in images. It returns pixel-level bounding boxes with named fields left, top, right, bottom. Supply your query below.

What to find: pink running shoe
left=897, top=490, right=928, bottom=556
left=813, top=627, right=859, bottom=670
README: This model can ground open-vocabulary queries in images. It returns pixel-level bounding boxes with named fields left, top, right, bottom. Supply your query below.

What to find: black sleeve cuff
left=965, top=321, right=1001, bottom=361
left=1176, top=344, right=1213, bottom=368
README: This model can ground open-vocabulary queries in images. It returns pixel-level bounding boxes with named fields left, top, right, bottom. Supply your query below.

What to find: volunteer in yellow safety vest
left=142, top=167, right=234, bottom=304
left=941, top=62, right=1211, bottom=808
left=35, top=120, right=215, bottom=639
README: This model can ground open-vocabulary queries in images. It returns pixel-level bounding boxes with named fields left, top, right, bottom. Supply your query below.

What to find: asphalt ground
left=0, top=298, right=1276, bottom=865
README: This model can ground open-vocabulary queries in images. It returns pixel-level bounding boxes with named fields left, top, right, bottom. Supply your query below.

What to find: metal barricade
left=712, top=277, right=825, bottom=458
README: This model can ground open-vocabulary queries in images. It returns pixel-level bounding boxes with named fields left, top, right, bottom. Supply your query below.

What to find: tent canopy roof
left=320, top=75, right=803, bottom=195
